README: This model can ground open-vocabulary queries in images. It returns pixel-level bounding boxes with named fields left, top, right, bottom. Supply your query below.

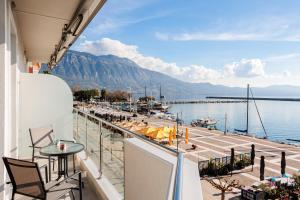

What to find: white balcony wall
left=0, top=0, right=26, bottom=199
left=125, top=138, right=177, bottom=200
left=124, top=138, right=203, bottom=200
left=19, top=73, right=73, bottom=158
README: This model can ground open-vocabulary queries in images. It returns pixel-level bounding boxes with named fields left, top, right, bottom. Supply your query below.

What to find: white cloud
left=88, top=0, right=171, bottom=34
left=78, top=34, right=87, bottom=40
left=266, top=53, right=300, bottom=62
left=224, top=59, right=266, bottom=77
left=156, top=32, right=264, bottom=41
left=76, top=38, right=222, bottom=82
left=155, top=15, right=300, bottom=42
left=155, top=31, right=300, bottom=42
left=283, top=70, right=291, bottom=77
left=75, top=38, right=298, bottom=86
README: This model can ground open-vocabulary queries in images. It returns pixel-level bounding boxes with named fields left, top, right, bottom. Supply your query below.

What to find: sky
left=72, top=0, right=300, bottom=87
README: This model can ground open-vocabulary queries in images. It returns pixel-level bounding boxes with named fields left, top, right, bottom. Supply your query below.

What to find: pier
left=206, top=96, right=300, bottom=101
left=166, top=99, right=246, bottom=104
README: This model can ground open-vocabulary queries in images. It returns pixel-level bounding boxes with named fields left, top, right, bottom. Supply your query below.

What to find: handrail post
left=85, top=114, right=88, bottom=151
left=98, top=121, right=102, bottom=179
left=76, top=110, right=79, bottom=140
left=174, top=152, right=184, bottom=200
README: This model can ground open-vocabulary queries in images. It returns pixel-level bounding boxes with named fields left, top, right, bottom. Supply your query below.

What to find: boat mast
left=246, top=84, right=249, bottom=135
left=159, top=84, right=162, bottom=103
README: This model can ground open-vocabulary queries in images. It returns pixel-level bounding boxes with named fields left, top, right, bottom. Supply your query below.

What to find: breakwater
left=206, top=96, right=300, bottom=101
left=167, top=100, right=246, bottom=104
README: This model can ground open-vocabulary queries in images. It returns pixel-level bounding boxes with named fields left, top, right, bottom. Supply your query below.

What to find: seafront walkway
left=145, top=117, right=300, bottom=199
left=82, top=106, right=300, bottom=199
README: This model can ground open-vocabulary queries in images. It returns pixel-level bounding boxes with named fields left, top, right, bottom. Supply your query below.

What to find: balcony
left=72, top=108, right=188, bottom=199
left=12, top=68, right=201, bottom=200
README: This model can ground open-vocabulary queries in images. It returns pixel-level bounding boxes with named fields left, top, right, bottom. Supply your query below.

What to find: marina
left=80, top=103, right=300, bottom=199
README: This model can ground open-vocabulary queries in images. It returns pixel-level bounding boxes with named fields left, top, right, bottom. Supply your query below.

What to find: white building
left=0, top=0, right=202, bottom=199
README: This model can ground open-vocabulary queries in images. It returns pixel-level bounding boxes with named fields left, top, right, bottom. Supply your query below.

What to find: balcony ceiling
left=12, top=0, right=106, bottom=66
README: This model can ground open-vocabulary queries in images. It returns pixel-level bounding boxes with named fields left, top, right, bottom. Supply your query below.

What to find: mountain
left=40, top=50, right=300, bottom=100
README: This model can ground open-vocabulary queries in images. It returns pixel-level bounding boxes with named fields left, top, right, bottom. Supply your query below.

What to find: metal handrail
left=73, top=108, right=178, bottom=155
left=74, top=107, right=183, bottom=198
left=173, top=152, right=184, bottom=200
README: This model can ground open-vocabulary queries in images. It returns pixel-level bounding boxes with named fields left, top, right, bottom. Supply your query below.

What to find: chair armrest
left=59, top=139, right=75, bottom=143
left=28, top=145, right=42, bottom=149
left=46, top=171, right=81, bottom=191
left=39, top=164, right=49, bottom=183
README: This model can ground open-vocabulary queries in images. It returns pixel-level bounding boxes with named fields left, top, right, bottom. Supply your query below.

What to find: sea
left=168, top=100, right=300, bottom=144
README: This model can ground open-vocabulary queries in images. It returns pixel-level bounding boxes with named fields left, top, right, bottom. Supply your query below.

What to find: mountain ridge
left=40, top=50, right=300, bottom=100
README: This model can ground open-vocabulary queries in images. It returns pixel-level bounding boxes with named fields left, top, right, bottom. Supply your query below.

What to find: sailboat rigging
left=249, top=88, right=268, bottom=138
left=234, top=84, right=268, bottom=138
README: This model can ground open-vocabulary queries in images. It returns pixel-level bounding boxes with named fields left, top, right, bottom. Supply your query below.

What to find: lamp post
left=128, top=87, right=132, bottom=113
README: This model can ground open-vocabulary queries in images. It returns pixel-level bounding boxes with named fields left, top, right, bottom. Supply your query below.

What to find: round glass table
left=40, top=141, right=84, bottom=180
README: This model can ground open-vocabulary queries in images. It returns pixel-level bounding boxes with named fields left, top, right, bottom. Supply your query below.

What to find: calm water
left=168, top=101, right=300, bottom=143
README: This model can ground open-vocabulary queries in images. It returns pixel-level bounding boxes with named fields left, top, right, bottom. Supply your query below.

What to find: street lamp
left=128, top=87, right=132, bottom=113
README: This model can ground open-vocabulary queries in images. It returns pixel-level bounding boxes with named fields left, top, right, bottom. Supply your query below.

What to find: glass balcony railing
left=72, top=108, right=180, bottom=198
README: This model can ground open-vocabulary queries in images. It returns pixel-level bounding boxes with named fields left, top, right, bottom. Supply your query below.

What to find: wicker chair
left=3, top=157, right=82, bottom=200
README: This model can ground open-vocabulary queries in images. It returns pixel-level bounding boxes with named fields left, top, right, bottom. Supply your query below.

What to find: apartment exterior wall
left=19, top=73, right=73, bottom=158
left=0, top=0, right=26, bottom=199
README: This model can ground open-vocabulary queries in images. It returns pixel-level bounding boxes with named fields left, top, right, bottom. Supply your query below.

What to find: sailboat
left=234, top=84, right=268, bottom=139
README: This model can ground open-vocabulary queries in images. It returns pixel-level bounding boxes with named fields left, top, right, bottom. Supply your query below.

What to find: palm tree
left=206, top=177, right=240, bottom=200
left=281, top=151, right=286, bottom=177
left=251, top=144, right=255, bottom=171
left=260, top=156, right=265, bottom=181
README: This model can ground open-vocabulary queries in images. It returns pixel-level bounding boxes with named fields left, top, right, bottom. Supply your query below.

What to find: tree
left=100, top=89, right=108, bottom=101
left=73, top=89, right=99, bottom=102
left=251, top=144, right=255, bottom=171
left=71, top=85, right=81, bottom=93
left=206, top=177, right=240, bottom=200
left=139, top=96, right=155, bottom=102
left=105, top=90, right=129, bottom=102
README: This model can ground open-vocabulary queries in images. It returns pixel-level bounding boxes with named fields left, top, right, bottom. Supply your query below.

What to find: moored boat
left=191, top=118, right=217, bottom=129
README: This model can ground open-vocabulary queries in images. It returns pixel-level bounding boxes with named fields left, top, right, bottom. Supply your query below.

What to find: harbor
left=145, top=117, right=300, bottom=199
left=78, top=102, right=300, bottom=199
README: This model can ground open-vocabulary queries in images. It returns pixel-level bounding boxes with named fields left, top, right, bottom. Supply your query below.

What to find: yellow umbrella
left=138, top=127, right=157, bottom=136
left=168, top=130, right=173, bottom=145
left=185, top=127, right=189, bottom=144
left=160, top=126, right=171, bottom=133
left=128, top=125, right=144, bottom=132
left=173, top=125, right=176, bottom=138
left=149, top=128, right=169, bottom=139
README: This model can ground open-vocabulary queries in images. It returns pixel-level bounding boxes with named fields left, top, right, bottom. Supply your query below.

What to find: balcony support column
left=0, top=0, right=10, bottom=199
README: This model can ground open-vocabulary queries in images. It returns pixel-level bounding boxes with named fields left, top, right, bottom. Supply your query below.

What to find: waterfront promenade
left=142, top=116, right=300, bottom=199
left=86, top=105, right=300, bottom=199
